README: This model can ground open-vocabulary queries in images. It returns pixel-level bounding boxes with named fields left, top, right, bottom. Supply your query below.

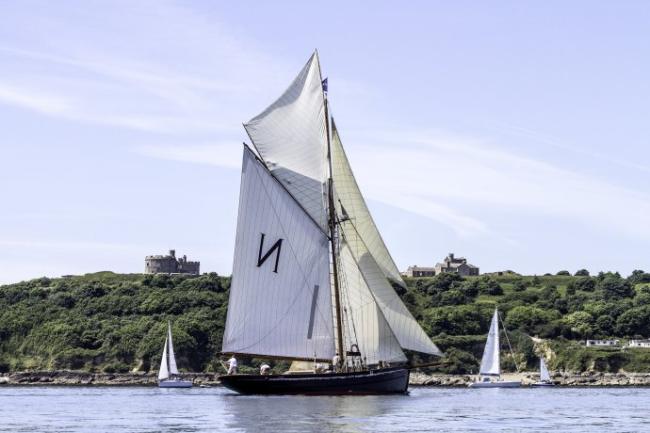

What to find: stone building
left=145, top=249, right=200, bottom=275
left=403, top=266, right=436, bottom=278
left=434, top=253, right=479, bottom=276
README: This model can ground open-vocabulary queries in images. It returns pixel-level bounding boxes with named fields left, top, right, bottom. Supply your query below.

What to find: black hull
left=219, top=367, right=410, bottom=395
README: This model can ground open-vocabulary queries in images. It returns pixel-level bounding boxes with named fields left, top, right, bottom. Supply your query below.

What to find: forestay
left=222, top=147, right=335, bottom=361
left=244, top=52, right=329, bottom=233
left=479, top=309, right=501, bottom=376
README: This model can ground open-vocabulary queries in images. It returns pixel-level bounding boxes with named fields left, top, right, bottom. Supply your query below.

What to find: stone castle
left=145, top=249, right=200, bottom=275
left=404, top=253, right=479, bottom=278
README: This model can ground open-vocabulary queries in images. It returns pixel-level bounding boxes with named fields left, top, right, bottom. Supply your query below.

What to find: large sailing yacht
left=219, top=52, right=442, bottom=395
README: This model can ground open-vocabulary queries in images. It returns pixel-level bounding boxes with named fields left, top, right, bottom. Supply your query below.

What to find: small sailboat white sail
left=532, top=356, right=554, bottom=387
left=469, top=309, right=521, bottom=388
left=158, top=322, right=192, bottom=388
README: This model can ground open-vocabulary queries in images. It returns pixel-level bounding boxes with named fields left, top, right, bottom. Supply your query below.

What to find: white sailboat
left=469, top=309, right=521, bottom=388
left=158, top=322, right=192, bottom=388
left=532, top=356, right=554, bottom=387
left=219, top=51, right=442, bottom=395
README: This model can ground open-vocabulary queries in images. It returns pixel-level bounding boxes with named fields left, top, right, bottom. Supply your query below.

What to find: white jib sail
left=540, top=357, right=551, bottom=382
left=479, top=309, right=501, bottom=376
left=339, top=241, right=407, bottom=365
left=339, top=220, right=442, bottom=356
left=222, top=147, right=335, bottom=361
left=330, top=120, right=405, bottom=286
left=243, top=52, right=329, bottom=232
left=167, top=323, right=179, bottom=375
left=158, top=337, right=169, bottom=381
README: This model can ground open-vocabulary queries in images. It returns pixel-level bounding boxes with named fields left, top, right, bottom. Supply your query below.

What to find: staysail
left=479, top=309, right=501, bottom=376
left=222, top=147, right=335, bottom=361
left=158, top=336, right=169, bottom=381
left=243, top=52, right=329, bottom=233
left=167, top=323, right=179, bottom=375
left=339, top=240, right=407, bottom=365
left=540, top=357, right=551, bottom=382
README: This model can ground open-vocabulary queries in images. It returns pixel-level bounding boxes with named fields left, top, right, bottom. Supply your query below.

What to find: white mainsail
left=243, top=52, right=329, bottom=232
left=540, top=357, right=551, bottom=382
left=167, top=323, right=179, bottom=375
left=479, top=309, right=501, bottom=376
left=158, top=337, right=169, bottom=381
left=222, top=147, right=335, bottom=361
left=225, top=52, right=442, bottom=366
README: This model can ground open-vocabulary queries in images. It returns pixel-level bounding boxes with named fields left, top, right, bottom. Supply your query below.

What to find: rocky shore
left=0, top=371, right=220, bottom=386
left=410, top=371, right=650, bottom=386
left=3, top=371, right=650, bottom=386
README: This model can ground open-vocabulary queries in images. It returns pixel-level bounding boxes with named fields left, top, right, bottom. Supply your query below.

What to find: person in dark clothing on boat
left=260, top=364, right=270, bottom=375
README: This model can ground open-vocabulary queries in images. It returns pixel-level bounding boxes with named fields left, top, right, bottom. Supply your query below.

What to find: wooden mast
left=324, top=85, right=345, bottom=361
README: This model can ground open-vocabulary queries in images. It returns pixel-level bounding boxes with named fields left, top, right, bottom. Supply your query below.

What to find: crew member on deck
left=227, top=356, right=238, bottom=375
left=260, top=363, right=271, bottom=375
left=332, top=353, right=341, bottom=372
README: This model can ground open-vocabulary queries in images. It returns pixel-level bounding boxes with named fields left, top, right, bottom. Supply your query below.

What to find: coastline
left=3, top=371, right=650, bottom=387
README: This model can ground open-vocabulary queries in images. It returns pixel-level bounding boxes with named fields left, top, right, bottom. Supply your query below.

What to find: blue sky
left=1, top=1, right=649, bottom=284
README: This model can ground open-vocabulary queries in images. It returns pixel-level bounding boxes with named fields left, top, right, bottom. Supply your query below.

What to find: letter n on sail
left=257, top=233, right=283, bottom=273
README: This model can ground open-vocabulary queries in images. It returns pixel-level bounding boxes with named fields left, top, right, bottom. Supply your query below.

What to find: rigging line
left=227, top=155, right=334, bottom=353
left=339, top=227, right=405, bottom=358
left=499, top=311, right=520, bottom=373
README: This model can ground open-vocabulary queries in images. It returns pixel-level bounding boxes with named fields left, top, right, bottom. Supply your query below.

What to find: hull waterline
left=219, top=367, right=409, bottom=395
left=468, top=380, right=521, bottom=388
left=159, top=379, right=193, bottom=388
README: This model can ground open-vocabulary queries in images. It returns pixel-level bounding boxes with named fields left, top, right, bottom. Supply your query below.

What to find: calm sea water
left=0, top=386, right=648, bottom=432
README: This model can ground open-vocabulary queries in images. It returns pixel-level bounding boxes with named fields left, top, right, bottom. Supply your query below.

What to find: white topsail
left=244, top=52, right=329, bottom=233
left=222, top=148, right=335, bottom=361
left=479, top=309, right=501, bottom=376
left=224, top=52, right=442, bottom=365
left=167, top=323, right=179, bottom=375
left=540, top=357, right=551, bottom=382
left=158, top=337, right=169, bottom=381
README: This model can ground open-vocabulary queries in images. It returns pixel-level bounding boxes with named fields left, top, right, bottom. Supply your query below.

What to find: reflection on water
left=0, top=386, right=649, bottom=432
left=222, top=393, right=398, bottom=433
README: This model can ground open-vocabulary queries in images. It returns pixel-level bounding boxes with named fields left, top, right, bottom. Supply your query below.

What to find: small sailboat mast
left=167, top=322, right=179, bottom=376
left=479, top=309, right=501, bottom=378
left=158, top=322, right=180, bottom=380
left=540, top=357, right=551, bottom=382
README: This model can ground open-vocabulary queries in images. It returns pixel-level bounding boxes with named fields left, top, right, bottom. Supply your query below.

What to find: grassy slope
left=1, top=271, right=650, bottom=374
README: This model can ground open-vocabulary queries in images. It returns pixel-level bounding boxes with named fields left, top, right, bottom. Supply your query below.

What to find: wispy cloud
left=344, top=128, right=650, bottom=240
left=0, top=1, right=289, bottom=135
left=132, top=142, right=242, bottom=169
